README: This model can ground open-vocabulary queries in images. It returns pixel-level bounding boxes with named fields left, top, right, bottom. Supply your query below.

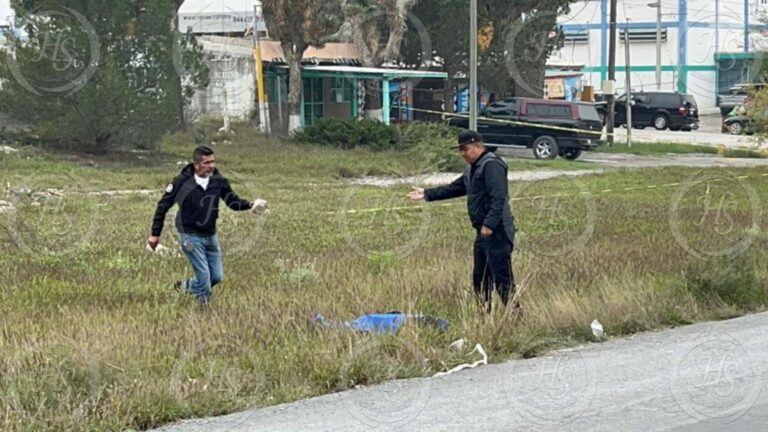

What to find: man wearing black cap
left=409, top=130, right=517, bottom=313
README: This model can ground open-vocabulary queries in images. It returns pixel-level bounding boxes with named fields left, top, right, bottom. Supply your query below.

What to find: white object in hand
left=146, top=243, right=171, bottom=255
left=591, top=319, right=604, bottom=339
left=252, top=198, right=267, bottom=215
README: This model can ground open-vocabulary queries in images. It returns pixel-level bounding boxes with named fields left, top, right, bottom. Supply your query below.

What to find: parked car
left=447, top=98, right=603, bottom=160
left=717, top=83, right=767, bottom=117
left=597, top=91, right=700, bottom=131
left=722, top=115, right=752, bottom=135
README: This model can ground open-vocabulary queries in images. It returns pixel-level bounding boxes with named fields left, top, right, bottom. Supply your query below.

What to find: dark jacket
left=151, top=164, right=252, bottom=237
left=425, top=151, right=515, bottom=240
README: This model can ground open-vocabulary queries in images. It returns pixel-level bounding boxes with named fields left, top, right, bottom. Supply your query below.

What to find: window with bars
left=330, top=77, right=353, bottom=103
left=303, top=77, right=324, bottom=127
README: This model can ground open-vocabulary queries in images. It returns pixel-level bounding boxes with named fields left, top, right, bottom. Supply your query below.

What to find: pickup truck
left=717, top=83, right=767, bottom=117
left=447, top=98, right=603, bottom=160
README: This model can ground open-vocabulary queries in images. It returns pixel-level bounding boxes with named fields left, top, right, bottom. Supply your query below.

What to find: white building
left=553, top=0, right=768, bottom=111
left=178, top=0, right=267, bottom=37
left=0, top=0, right=12, bottom=49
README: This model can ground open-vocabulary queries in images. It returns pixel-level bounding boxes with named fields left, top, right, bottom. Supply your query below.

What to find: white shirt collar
left=194, top=173, right=210, bottom=190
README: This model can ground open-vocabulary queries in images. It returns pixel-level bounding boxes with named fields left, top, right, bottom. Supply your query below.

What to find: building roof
left=197, top=36, right=361, bottom=65
left=260, top=41, right=361, bottom=65
left=276, top=64, right=448, bottom=80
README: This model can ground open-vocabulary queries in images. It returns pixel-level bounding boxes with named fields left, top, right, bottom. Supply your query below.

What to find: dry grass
left=1, top=122, right=767, bottom=431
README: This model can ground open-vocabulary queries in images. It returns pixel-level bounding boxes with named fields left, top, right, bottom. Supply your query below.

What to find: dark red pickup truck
left=448, top=98, right=603, bottom=160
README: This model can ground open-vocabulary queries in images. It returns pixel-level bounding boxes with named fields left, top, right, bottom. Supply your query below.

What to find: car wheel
left=532, top=135, right=559, bottom=160
left=652, top=114, right=669, bottom=130
left=728, top=121, right=744, bottom=135
left=562, top=148, right=582, bottom=161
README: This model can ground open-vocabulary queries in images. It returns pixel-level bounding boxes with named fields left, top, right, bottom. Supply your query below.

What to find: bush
left=293, top=119, right=402, bottom=150
left=293, top=119, right=467, bottom=172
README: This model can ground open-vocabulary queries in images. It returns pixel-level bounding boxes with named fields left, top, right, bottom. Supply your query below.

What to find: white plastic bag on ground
left=591, top=319, right=605, bottom=339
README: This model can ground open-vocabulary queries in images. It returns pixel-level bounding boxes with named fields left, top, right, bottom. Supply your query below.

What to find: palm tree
left=263, top=0, right=339, bottom=132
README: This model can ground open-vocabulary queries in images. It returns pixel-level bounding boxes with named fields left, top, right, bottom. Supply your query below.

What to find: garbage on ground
left=433, top=344, right=488, bottom=377
left=314, top=312, right=449, bottom=334
left=591, top=319, right=605, bottom=339
left=0, top=200, right=14, bottom=214
left=449, top=338, right=466, bottom=351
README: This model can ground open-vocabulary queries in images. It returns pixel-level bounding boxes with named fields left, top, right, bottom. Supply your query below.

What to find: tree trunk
left=443, top=76, right=456, bottom=114
left=287, top=52, right=303, bottom=133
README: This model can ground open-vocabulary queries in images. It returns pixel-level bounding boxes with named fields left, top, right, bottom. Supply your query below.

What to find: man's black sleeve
left=424, top=176, right=466, bottom=202
left=482, top=161, right=508, bottom=229
left=151, top=176, right=182, bottom=236
left=221, top=178, right=252, bottom=211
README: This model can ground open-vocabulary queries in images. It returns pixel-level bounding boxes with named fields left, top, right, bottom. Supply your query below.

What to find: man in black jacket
left=148, top=146, right=262, bottom=307
left=409, top=131, right=517, bottom=313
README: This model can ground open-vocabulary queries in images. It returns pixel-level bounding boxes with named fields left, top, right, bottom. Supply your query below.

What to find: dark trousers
left=473, top=229, right=515, bottom=312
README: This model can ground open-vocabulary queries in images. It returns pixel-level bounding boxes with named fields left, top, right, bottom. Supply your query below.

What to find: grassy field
left=2, top=123, right=768, bottom=431
left=597, top=141, right=768, bottom=158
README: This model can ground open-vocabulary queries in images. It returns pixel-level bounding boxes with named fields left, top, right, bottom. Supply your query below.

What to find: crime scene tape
left=329, top=172, right=768, bottom=216
left=391, top=104, right=659, bottom=139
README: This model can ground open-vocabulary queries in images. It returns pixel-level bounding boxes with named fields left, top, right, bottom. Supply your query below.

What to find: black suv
left=609, top=91, right=700, bottom=131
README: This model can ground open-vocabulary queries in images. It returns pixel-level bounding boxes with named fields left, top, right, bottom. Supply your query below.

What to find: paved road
left=150, top=312, right=768, bottom=432
left=610, top=115, right=760, bottom=148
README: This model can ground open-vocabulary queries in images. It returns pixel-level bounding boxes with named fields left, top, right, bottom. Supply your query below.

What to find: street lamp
left=647, top=1, right=662, bottom=90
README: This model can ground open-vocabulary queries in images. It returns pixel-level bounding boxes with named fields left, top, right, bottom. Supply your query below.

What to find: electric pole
left=648, top=1, right=662, bottom=90
left=625, top=19, right=632, bottom=147
left=253, top=5, right=271, bottom=135
left=470, top=0, right=478, bottom=131
left=606, top=0, right=618, bottom=146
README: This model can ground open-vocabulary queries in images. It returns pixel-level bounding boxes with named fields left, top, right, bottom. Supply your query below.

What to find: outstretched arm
left=221, top=179, right=254, bottom=211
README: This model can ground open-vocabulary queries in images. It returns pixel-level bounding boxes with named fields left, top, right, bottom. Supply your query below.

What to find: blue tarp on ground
left=314, top=312, right=449, bottom=334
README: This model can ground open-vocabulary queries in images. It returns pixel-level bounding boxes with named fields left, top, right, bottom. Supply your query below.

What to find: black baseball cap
left=452, top=130, right=484, bottom=149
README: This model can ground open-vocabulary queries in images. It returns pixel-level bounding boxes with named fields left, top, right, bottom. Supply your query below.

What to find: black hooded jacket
left=424, top=151, right=515, bottom=240
left=151, top=164, right=252, bottom=237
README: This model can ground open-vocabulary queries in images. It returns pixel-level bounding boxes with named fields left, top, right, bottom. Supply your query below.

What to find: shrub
left=293, top=119, right=401, bottom=150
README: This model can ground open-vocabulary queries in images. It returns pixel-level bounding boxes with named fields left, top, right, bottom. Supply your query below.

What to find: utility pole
left=625, top=19, right=633, bottom=147
left=606, top=0, right=618, bottom=146
left=253, top=5, right=271, bottom=135
left=649, top=1, right=662, bottom=90
left=469, top=0, right=478, bottom=131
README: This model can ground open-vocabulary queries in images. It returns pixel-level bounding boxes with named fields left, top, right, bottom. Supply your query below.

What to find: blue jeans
left=179, top=233, right=223, bottom=304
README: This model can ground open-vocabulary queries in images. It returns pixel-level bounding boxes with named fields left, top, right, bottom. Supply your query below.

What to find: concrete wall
left=188, top=54, right=256, bottom=121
